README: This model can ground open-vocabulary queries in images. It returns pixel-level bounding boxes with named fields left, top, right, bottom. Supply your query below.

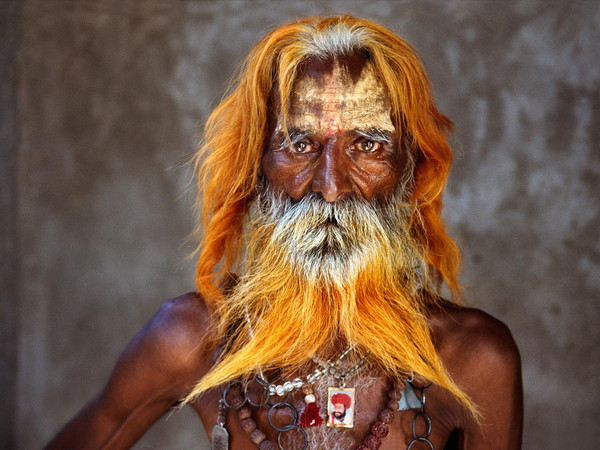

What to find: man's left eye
left=357, top=140, right=381, bottom=152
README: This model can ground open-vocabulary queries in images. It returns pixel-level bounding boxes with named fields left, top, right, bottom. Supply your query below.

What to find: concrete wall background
left=2, top=0, right=598, bottom=448
left=1, top=1, right=19, bottom=449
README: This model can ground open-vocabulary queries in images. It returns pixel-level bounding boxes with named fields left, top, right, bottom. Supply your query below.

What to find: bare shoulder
left=45, top=293, right=216, bottom=449
left=429, top=302, right=521, bottom=374
left=428, top=301, right=523, bottom=446
left=103, top=292, right=216, bottom=405
left=143, top=292, right=212, bottom=351
left=127, top=292, right=215, bottom=382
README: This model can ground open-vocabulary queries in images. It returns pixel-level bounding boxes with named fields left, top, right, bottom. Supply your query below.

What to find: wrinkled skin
left=263, top=54, right=407, bottom=203
left=46, top=56, right=523, bottom=450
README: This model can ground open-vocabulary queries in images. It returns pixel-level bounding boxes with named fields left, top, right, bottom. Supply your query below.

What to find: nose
left=311, top=142, right=352, bottom=202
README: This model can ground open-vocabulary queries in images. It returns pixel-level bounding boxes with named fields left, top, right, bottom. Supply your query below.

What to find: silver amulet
left=211, top=424, right=229, bottom=450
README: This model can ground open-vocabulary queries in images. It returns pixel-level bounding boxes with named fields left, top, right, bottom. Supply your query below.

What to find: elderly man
left=47, top=15, right=522, bottom=449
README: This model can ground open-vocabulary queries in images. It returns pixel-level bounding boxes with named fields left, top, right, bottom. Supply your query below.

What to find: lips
left=322, top=217, right=338, bottom=227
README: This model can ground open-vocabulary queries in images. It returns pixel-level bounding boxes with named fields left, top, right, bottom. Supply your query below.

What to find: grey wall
left=1, top=1, right=19, bottom=449
left=3, top=1, right=599, bottom=449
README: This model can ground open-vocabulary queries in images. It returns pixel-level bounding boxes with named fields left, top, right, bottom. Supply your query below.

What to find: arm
left=45, top=293, right=213, bottom=450
left=449, top=309, right=523, bottom=449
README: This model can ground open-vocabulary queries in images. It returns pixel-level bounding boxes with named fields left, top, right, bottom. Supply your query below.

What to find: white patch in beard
left=248, top=187, right=424, bottom=288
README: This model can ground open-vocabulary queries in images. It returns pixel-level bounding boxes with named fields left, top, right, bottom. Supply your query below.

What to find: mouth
left=323, top=217, right=338, bottom=227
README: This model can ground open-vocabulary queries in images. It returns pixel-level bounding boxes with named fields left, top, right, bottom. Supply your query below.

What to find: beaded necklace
left=211, top=349, right=436, bottom=449
left=266, top=346, right=367, bottom=397
left=211, top=310, right=436, bottom=449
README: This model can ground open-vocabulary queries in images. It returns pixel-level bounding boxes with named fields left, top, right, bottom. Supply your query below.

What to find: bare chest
left=191, top=374, right=463, bottom=449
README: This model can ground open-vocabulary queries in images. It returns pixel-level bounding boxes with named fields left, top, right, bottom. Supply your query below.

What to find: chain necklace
left=217, top=376, right=435, bottom=450
left=211, top=307, right=437, bottom=449
left=407, top=382, right=434, bottom=449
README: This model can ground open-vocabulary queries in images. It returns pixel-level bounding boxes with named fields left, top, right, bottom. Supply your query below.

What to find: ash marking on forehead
left=283, top=57, right=394, bottom=137
left=274, top=57, right=394, bottom=138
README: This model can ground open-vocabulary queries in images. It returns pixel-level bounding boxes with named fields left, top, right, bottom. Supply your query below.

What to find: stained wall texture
left=3, top=1, right=599, bottom=449
left=0, top=1, right=19, bottom=449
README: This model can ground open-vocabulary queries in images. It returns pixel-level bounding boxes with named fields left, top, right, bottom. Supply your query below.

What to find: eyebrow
left=275, top=127, right=395, bottom=150
left=276, top=129, right=311, bottom=150
left=354, top=128, right=394, bottom=145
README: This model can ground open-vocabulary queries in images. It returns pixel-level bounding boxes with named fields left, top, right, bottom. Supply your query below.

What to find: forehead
left=284, top=55, right=394, bottom=135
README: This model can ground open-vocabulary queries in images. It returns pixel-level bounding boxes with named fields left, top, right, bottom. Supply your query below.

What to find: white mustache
left=249, top=188, right=421, bottom=285
left=259, top=192, right=383, bottom=252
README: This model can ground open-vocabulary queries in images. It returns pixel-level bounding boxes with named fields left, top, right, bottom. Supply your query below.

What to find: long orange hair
left=194, top=15, right=461, bottom=303
left=188, top=15, right=477, bottom=416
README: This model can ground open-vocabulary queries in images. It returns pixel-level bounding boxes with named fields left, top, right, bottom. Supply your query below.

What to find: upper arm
left=439, top=309, right=523, bottom=449
left=45, top=293, right=213, bottom=450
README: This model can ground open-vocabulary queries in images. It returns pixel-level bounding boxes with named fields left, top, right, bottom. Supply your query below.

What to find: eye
left=291, top=139, right=316, bottom=154
left=357, top=139, right=382, bottom=153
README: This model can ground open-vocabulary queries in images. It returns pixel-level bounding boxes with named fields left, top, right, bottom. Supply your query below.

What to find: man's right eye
left=291, top=140, right=316, bottom=153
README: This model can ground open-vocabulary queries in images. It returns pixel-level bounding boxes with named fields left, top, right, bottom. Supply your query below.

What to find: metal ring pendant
left=411, top=411, right=432, bottom=438
left=407, top=437, right=434, bottom=449
left=246, top=376, right=270, bottom=408
left=267, top=401, right=299, bottom=432
left=277, top=424, right=308, bottom=450
left=222, top=380, right=248, bottom=410
left=407, top=381, right=435, bottom=449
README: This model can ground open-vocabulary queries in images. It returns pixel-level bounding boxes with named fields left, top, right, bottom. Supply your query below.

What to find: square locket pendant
left=326, top=387, right=355, bottom=428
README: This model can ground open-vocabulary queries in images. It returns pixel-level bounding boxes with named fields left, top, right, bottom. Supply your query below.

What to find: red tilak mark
left=325, top=117, right=343, bottom=136
left=299, top=402, right=323, bottom=427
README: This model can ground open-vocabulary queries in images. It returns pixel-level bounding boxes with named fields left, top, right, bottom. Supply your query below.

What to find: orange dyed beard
left=189, top=184, right=457, bottom=397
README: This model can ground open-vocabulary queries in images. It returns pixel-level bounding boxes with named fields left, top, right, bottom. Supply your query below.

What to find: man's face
left=262, top=54, right=407, bottom=203
left=332, top=402, right=346, bottom=420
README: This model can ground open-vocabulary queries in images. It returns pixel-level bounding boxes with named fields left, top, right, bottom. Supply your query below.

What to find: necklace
left=266, top=346, right=366, bottom=397
left=213, top=358, right=435, bottom=449
left=242, top=306, right=368, bottom=430
left=212, top=310, right=436, bottom=449
left=220, top=377, right=424, bottom=449
left=268, top=347, right=368, bottom=397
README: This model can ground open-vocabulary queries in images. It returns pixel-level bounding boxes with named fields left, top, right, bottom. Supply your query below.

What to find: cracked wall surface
left=4, top=1, right=599, bottom=448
